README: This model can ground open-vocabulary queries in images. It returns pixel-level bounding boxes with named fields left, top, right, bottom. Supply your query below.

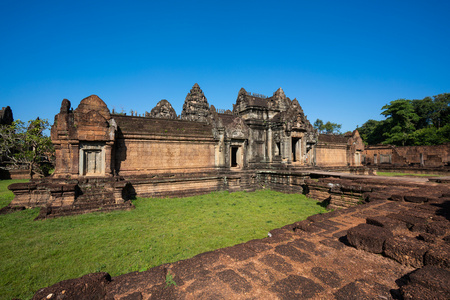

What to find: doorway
left=231, top=146, right=239, bottom=167
left=292, top=138, right=300, bottom=162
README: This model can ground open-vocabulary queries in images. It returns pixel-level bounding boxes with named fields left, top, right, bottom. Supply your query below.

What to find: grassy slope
left=0, top=180, right=326, bottom=300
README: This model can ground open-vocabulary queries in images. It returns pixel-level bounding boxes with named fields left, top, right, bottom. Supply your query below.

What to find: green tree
left=357, top=119, right=386, bottom=145
left=0, top=118, right=54, bottom=178
left=313, top=119, right=324, bottom=132
left=323, top=121, right=341, bottom=134
left=436, top=123, right=450, bottom=144
left=381, top=99, right=419, bottom=146
left=412, top=96, right=434, bottom=129
left=412, top=93, right=450, bottom=130
left=411, top=127, right=439, bottom=145
left=314, top=119, right=341, bottom=134
left=431, top=93, right=450, bottom=129
left=357, top=93, right=449, bottom=146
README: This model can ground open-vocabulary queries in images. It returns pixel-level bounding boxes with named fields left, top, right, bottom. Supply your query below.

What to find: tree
left=381, top=99, right=419, bottom=146
left=357, top=119, right=386, bottom=145
left=313, top=119, right=342, bottom=134
left=323, top=121, right=341, bottom=134
left=412, top=96, right=435, bottom=129
left=431, top=93, right=450, bottom=129
left=412, top=93, right=450, bottom=130
left=357, top=93, right=449, bottom=146
left=0, top=118, right=54, bottom=178
left=313, top=119, right=324, bottom=132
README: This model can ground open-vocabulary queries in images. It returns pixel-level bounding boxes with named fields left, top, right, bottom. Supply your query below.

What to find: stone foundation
left=7, top=176, right=134, bottom=219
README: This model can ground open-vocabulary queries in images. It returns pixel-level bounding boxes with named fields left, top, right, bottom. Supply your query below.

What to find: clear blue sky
left=1, top=0, right=449, bottom=133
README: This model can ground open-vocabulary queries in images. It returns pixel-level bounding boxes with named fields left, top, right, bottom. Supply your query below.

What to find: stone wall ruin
left=363, top=144, right=450, bottom=175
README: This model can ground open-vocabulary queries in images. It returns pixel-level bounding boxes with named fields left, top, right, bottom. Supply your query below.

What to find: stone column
left=285, top=135, right=292, bottom=163
left=71, top=143, right=79, bottom=176
left=105, top=142, right=114, bottom=176
left=268, top=127, right=273, bottom=163
left=247, top=129, right=253, bottom=163
left=263, top=129, right=267, bottom=161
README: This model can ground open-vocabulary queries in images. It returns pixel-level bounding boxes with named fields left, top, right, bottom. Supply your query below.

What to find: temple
left=7, top=84, right=364, bottom=218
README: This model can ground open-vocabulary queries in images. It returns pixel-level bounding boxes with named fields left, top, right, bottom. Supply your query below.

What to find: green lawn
left=377, top=171, right=440, bottom=177
left=0, top=179, right=327, bottom=300
left=0, top=179, right=29, bottom=208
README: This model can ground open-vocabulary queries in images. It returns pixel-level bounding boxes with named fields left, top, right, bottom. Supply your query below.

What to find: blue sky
left=1, top=0, right=449, bottom=133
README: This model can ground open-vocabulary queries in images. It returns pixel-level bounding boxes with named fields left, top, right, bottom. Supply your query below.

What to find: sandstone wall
left=114, top=115, right=216, bottom=175
left=0, top=169, right=30, bottom=180
left=315, top=133, right=364, bottom=167
left=315, top=144, right=348, bottom=167
left=364, top=144, right=450, bottom=167
left=395, top=144, right=450, bottom=167
left=116, top=139, right=215, bottom=175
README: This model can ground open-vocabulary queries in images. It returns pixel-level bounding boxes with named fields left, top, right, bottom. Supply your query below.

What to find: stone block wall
left=115, top=139, right=215, bottom=175
left=364, top=144, right=450, bottom=168
left=316, top=144, right=348, bottom=167
left=113, top=115, right=216, bottom=175
left=315, top=131, right=364, bottom=168
left=395, top=144, right=450, bottom=167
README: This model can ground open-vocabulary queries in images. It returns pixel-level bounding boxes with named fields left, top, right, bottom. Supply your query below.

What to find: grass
left=377, top=171, right=440, bottom=177
left=0, top=179, right=327, bottom=300
left=0, top=179, right=29, bottom=208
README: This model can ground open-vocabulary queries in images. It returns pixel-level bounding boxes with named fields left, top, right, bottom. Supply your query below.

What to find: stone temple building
left=8, top=84, right=364, bottom=218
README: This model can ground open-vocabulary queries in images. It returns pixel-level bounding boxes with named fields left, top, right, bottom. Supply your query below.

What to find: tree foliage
left=381, top=99, right=419, bottom=146
left=358, top=93, right=450, bottom=146
left=0, top=118, right=54, bottom=178
left=313, top=119, right=342, bottom=134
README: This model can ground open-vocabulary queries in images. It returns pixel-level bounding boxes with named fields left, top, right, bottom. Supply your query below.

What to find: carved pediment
left=268, top=87, right=291, bottom=111
left=77, top=110, right=108, bottom=127
left=75, top=95, right=111, bottom=121
left=225, top=117, right=249, bottom=140
left=148, top=99, right=177, bottom=119
left=233, top=88, right=248, bottom=114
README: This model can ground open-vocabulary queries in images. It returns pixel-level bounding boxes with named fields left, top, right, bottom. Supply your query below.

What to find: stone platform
left=31, top=174, right=449, bottom=299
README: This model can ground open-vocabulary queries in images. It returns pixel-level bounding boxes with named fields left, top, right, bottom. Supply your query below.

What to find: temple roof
left=180, top=83, right=210, bottom=122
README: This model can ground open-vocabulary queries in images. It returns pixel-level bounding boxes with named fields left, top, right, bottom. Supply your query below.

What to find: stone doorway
left=231, top=146, right=239, bottom=168
left=354, top=152, right=361, bottom=166
left=292, top=138, right=301, bottom=162
left=80, top=143, right=105, bottom=176
left=275, top=142, right=281, bottom=156
left=84, top=150, right=102, bottom=175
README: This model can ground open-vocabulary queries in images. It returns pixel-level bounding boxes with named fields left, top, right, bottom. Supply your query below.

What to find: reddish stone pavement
left=33, top=175, right=450, bottom=300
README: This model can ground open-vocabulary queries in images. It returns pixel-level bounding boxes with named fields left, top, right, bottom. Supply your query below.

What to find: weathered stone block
left=424, top=244, right=450, bottom=269
left=334, top=279, right=392, bottom=300
left=404, top=195, right=428, bottom=203
left=270, top=274, right=324, bottom=299
left=426, top=221, right=448, bottom=236
left=347, top=223, right=393, bottom=253
left=405, top=266, right=450, bottom=299
left=366, top=216, right=407, bottom=231
left=401, top=283, right=448, bottom=300
left=383, top=236, right=429, bottom=267
left=32, top=272, right=111, bottom=300
left=388, top=213, right=427, bottom=231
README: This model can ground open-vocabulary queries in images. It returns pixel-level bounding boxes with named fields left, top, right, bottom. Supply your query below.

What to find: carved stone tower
left=181, top=83, right=211, bottom=122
